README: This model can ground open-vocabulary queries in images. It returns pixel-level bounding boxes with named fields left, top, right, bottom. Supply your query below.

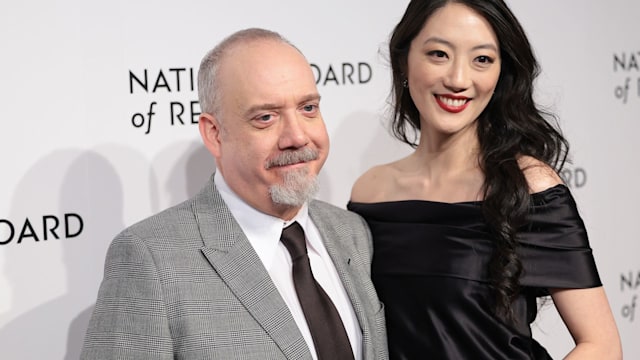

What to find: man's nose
left=279, top=112, right=310, bottom=150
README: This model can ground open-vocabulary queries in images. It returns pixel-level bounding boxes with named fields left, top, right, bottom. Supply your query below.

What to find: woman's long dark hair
left=389, top=0, right=569, bottom=322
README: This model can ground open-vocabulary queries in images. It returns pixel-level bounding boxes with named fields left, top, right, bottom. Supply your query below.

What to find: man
left=80, top=28, right=388, bottom=360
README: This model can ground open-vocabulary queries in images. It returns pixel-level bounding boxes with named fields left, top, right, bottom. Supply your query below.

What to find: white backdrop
left=1, top=1, right=638, bottom=359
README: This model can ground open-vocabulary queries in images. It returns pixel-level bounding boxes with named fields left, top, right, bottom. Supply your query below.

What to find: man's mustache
left=265, top=148, right=319, bottom=169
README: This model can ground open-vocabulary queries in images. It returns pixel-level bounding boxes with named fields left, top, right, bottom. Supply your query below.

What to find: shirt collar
left=214, top=171, right=310, bottom=269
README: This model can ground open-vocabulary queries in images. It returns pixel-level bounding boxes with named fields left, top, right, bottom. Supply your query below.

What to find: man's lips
left=274, top=161, right=306, bottom=168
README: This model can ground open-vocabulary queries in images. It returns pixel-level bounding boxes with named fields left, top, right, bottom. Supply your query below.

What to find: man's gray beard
left=269, top=168, right=319, bottom=206
left=265, top=147, right=320, bottom=206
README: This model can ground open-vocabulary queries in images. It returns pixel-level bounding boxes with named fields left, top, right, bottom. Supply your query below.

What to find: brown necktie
left=280, top=222, right=355, bottom=360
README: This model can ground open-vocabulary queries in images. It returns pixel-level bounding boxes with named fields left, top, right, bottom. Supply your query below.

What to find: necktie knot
left=281, top=221, right=307, bottom=261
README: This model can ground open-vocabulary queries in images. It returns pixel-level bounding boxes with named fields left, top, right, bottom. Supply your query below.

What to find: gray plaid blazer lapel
left=309, top=201, right=378, bottom=360
left=193, top=178, right=312, bottom=359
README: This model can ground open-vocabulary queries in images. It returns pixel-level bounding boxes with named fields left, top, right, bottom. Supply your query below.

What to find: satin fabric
left=348, top=185, right=601, bottom=359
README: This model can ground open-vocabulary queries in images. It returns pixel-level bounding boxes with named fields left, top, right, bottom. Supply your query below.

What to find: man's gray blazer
left=80, top=176, right=388, bottom=359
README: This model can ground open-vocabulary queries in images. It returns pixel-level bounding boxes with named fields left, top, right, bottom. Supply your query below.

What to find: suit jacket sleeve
left=80, top=229, right=174, bottom=360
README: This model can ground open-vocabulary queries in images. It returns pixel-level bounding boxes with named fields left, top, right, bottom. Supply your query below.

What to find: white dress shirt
left=214, top=172, right=362, bottom=360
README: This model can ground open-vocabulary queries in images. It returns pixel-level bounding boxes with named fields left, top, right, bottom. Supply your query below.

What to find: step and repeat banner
left=1, top=1, right=638, bottom=358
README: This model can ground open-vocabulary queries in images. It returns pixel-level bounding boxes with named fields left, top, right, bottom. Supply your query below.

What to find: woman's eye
left=428, top=50, right=447, bottom=58
left=476, top=55, right=494, bottom=64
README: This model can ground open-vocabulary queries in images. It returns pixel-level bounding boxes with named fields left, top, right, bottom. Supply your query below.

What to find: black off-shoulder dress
left=347, top=185, right=601, bottom=359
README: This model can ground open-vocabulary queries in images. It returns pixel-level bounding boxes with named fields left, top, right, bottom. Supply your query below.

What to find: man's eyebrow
left=299, top=93, right=321, bottom=104
left=243, top=93, right=321, bottom=117
left=244, top=103, right=281, bottom=118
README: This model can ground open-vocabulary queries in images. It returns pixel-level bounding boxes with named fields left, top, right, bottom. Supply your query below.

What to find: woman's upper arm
left=550, top=287, right=622, bottom=359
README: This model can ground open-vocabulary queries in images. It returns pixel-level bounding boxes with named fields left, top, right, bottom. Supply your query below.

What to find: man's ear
left=199, top=113, right=222, bottom=158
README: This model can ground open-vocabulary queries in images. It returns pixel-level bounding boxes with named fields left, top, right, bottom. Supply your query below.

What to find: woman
left=347, top=0, right=622, bottom=359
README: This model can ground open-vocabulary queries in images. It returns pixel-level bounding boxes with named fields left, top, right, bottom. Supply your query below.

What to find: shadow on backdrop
left=153, top=140, right=216, bottom=208
left=0, top=150, right=126, bottom=359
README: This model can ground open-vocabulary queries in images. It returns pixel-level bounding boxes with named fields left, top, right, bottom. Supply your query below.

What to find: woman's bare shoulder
left=350, top=162, right=400, bottom=203
left=518, top=155, right=564, bottom=193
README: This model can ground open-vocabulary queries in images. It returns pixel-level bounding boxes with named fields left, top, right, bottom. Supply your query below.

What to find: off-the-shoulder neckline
left=348, top=183, right=568, bottom=207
